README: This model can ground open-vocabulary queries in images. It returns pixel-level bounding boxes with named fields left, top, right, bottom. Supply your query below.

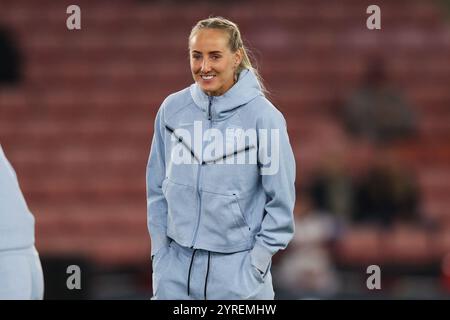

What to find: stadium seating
left=0, top=0, right=449, bottom=269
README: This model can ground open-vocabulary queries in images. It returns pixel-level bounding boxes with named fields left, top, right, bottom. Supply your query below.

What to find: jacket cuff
left=250, top=242, right=273, bottom=274
left=151, top=233, right=170, bottom=260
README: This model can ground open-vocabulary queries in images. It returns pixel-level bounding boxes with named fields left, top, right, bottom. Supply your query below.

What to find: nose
left=200, top=59, right=211, bottom=73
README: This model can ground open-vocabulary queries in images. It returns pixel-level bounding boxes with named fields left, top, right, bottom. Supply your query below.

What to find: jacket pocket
left=198, top=190, right=251, bottom=248
left=162, top=178, right=198, bottom=245
left=232, top=193, right=250, bottom=228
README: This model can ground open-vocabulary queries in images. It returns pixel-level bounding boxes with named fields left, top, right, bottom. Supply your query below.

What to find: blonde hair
left=189, top=16, right=267, bottom=95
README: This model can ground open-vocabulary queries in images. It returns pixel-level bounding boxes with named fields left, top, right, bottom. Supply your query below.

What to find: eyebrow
left=191, top=50, right=223, bottom=54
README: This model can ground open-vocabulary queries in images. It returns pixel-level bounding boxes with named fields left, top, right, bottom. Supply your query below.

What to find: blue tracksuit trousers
left=151, top=240, right=274, bottom=300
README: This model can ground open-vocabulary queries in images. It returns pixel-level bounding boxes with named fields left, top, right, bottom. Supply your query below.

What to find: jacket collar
left=189, top=69, right=263, bottom=121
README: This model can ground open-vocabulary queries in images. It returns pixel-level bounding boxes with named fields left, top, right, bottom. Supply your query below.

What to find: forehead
left=190, top=29, right=230, bottom=52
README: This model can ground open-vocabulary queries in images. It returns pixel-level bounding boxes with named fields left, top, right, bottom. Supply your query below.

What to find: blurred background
left=1, top=0, right=449, bottom=299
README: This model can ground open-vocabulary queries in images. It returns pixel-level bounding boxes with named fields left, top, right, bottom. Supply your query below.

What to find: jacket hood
left=189, top=68, right=263, bottom=121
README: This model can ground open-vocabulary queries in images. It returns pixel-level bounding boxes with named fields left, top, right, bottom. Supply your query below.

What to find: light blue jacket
left=146, top=69, right=296, bottom=274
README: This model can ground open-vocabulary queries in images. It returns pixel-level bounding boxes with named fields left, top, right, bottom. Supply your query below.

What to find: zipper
left=190, top=159, right=203, bottom=247
left=207, top=95, right=212, bottom=120
left=190, top=96, right=214, bottom=247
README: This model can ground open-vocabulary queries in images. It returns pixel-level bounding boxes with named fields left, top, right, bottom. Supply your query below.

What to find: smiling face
left=189, top=28, right=242, bottom=96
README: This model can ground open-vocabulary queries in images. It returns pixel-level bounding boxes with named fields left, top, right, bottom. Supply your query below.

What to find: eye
left=192, top=54, right=201, bottom=60
left=211, top=55, right=221, bottom=60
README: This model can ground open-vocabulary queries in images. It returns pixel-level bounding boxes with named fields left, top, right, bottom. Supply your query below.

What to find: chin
left=200, top=84, right=219, bottom=93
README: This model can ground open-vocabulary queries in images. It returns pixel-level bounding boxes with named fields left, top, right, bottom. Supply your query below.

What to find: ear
left=234, top=48, right=243, bottom=66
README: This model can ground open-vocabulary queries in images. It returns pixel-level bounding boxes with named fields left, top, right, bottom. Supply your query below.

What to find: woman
left=147, top=17, right=296, bottom=300
left=0, top=144, right=44, bottom=299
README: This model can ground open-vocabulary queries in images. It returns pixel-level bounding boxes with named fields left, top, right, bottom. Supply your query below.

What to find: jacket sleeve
left=146, top=106, right=170, bottom=260
left=251, top=105, right=296, bottom=274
